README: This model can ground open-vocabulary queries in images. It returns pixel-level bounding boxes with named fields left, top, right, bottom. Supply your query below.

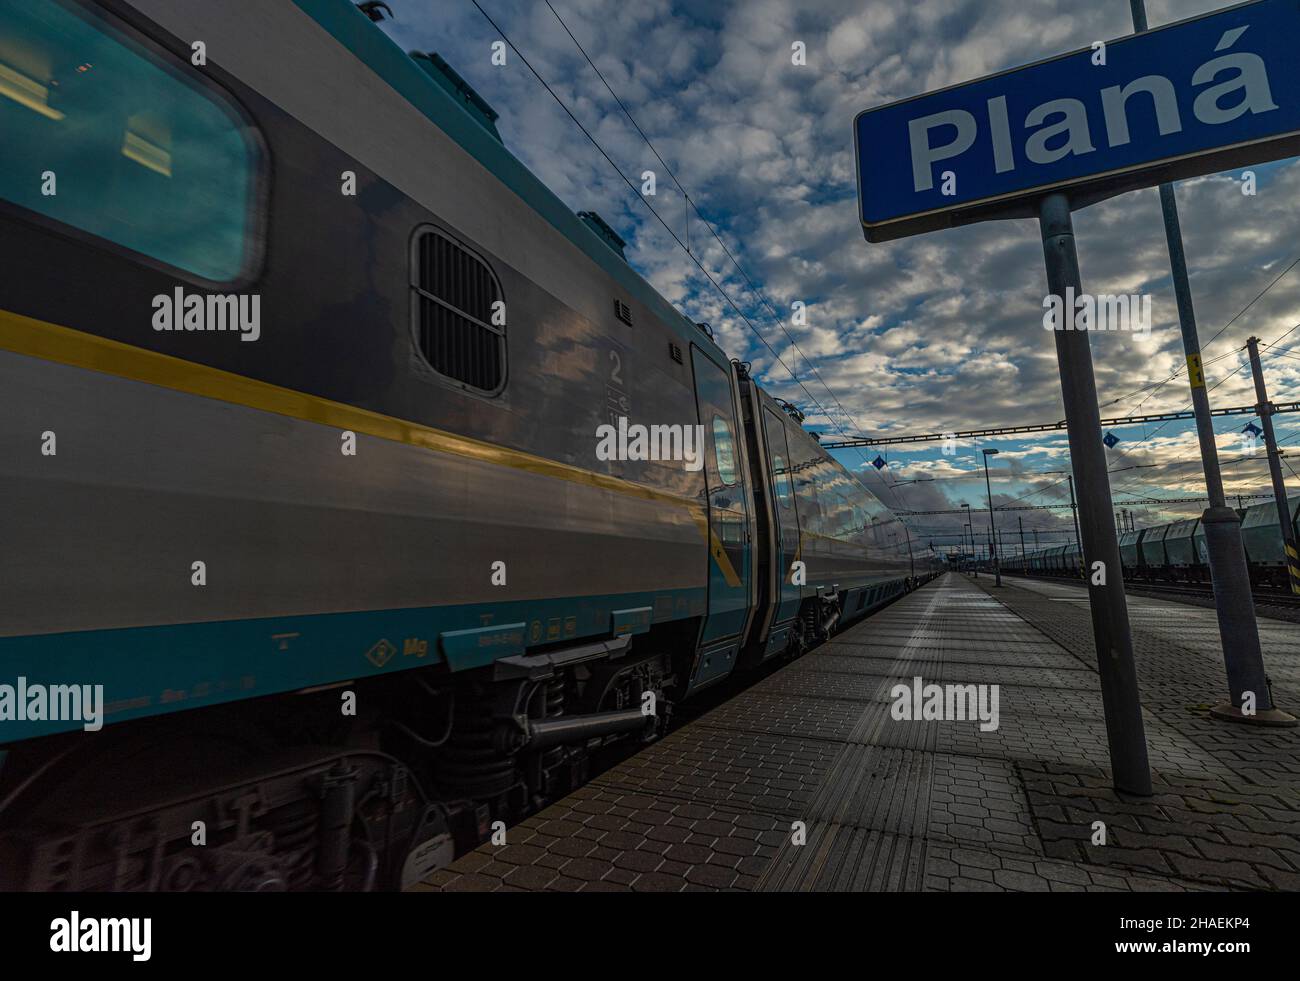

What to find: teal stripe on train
left=0, top=587, right=705, bottom=742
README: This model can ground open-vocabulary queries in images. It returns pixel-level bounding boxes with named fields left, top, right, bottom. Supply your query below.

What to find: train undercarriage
left=0, top=605, right=754, bottom=888
left=0, top=583, right=928, bottom=891
left=0, top=628, right=684, bottom=892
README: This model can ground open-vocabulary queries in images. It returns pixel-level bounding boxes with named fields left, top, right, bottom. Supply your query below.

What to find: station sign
left=854, top=0, right=1300, bottom=241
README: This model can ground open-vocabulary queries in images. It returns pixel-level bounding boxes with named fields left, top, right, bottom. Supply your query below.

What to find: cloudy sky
left=375, top=0, right=1300, bottom=555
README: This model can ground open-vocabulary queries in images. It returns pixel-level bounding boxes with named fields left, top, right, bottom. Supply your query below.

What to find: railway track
left=1008, top=573, right=1300, bottom=623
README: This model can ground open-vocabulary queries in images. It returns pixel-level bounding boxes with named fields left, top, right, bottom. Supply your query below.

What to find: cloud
left=377, top=0, right=1300, bottom=548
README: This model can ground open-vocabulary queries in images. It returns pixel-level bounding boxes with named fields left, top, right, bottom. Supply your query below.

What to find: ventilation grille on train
left=413, top=229, right=505, bottom=394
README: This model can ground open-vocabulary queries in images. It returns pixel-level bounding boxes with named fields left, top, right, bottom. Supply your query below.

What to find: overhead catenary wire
left=1104, top=256, right=1300, bottom=416
left=537, top=0, right=903, bottom=499
left=467, top=0, right=929, bottom=518
left=1105, top=312, right=1300, bottom=498
left=459, top=0, right=863, bottom=454
left=455, top=2, right=1298, bottom=525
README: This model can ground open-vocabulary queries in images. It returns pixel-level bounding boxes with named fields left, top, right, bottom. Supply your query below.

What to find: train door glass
left=763, top=407, right=802, bottom=625
left=690, top=347, right=750, bottom=647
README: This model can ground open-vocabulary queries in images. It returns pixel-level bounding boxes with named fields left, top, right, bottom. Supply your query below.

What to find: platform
left=414, top=573, right=1300, bottom=892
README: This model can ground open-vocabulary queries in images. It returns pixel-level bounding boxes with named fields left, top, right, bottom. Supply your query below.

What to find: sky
left=372, top=0, right=1300, bottom=557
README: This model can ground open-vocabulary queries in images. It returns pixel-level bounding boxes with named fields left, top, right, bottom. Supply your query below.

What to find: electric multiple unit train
left=0, top=0, right=938, bottom=890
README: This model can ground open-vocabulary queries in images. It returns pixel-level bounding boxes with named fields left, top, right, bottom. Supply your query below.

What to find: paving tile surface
left=417, top=573, right=1300, bottom=892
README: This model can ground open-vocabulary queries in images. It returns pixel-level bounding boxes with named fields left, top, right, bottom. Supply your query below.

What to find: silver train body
left=0, top=0, right=935, bottom=889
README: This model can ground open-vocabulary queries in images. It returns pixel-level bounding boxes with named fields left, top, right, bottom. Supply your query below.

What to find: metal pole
left=1128, top=0, right=1291, bottom=726
left=983, top=452, right=1001, bottom=586
left=1039, top=191, right=1151, bottom=795
left=1019, top=515, right=1027, bottom=567
left=963, top=505, right=976, bottom=577
left=1067, top=474, right=1082, bottom=578
left=1247, top=337, right=1300, bottom=595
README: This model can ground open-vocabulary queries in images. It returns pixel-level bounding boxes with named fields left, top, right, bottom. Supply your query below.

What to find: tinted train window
left=0, top=0, right=259, bottom=281
left=828, top=487, right=848, bottom=537
left=712, top=415, right=737, bottom=485
left=771, top=452, right=792, bottom=508
left=412, top=227, right=505, bottom=395
left=763, top=408, right=794, bottom=509
left=795, top=454, right=819, bottom=511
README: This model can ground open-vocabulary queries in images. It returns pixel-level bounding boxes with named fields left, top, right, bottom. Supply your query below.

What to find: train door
left=688, top=346, right=751, bottom=692
left=761, top=406, right=802, bottom=656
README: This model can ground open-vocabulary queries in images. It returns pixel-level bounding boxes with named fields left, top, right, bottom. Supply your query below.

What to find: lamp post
left=891, top=476, right=930, bottom=584
left=982, top=448, right=1001, bottom=587
left=961, top=502, right=974, bottom=576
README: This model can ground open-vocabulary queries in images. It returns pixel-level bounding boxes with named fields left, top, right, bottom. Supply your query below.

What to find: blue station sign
left=854, top=0, right=1300, bottom=241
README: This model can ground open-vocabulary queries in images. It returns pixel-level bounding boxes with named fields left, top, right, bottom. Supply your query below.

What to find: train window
left=796, top=455, right=819, bottom=508
left=411, top=227, right=506, bottom=395
left=850, top=502, right=865, bottom=534
left=764, top=408, right=795, bottom=510
left=831, top=488, right=849, bottom=537
left=0, top=0, right=260, bottom=282
left=771, top=452, right=793, bottom=509
left=712, top=415, right=738, bottom=485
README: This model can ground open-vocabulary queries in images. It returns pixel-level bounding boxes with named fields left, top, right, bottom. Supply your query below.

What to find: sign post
left=1039, top=192, right=1150, bottom=794
left=854, top=0, right=1300, bottom=787
left=1127, top=0, right=1295, bottom=727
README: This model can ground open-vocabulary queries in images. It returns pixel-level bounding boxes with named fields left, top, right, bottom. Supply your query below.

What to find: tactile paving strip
left=758, top=585, right=951, bottom=890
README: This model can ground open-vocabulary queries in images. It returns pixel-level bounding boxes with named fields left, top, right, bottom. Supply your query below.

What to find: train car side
left=0, top=0, right=928, bottom=889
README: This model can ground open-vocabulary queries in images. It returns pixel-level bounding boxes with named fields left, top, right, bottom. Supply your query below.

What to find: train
left=0, top=0, right=939, bottom=890
left=1003, top=497, right=1300, bottom=587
